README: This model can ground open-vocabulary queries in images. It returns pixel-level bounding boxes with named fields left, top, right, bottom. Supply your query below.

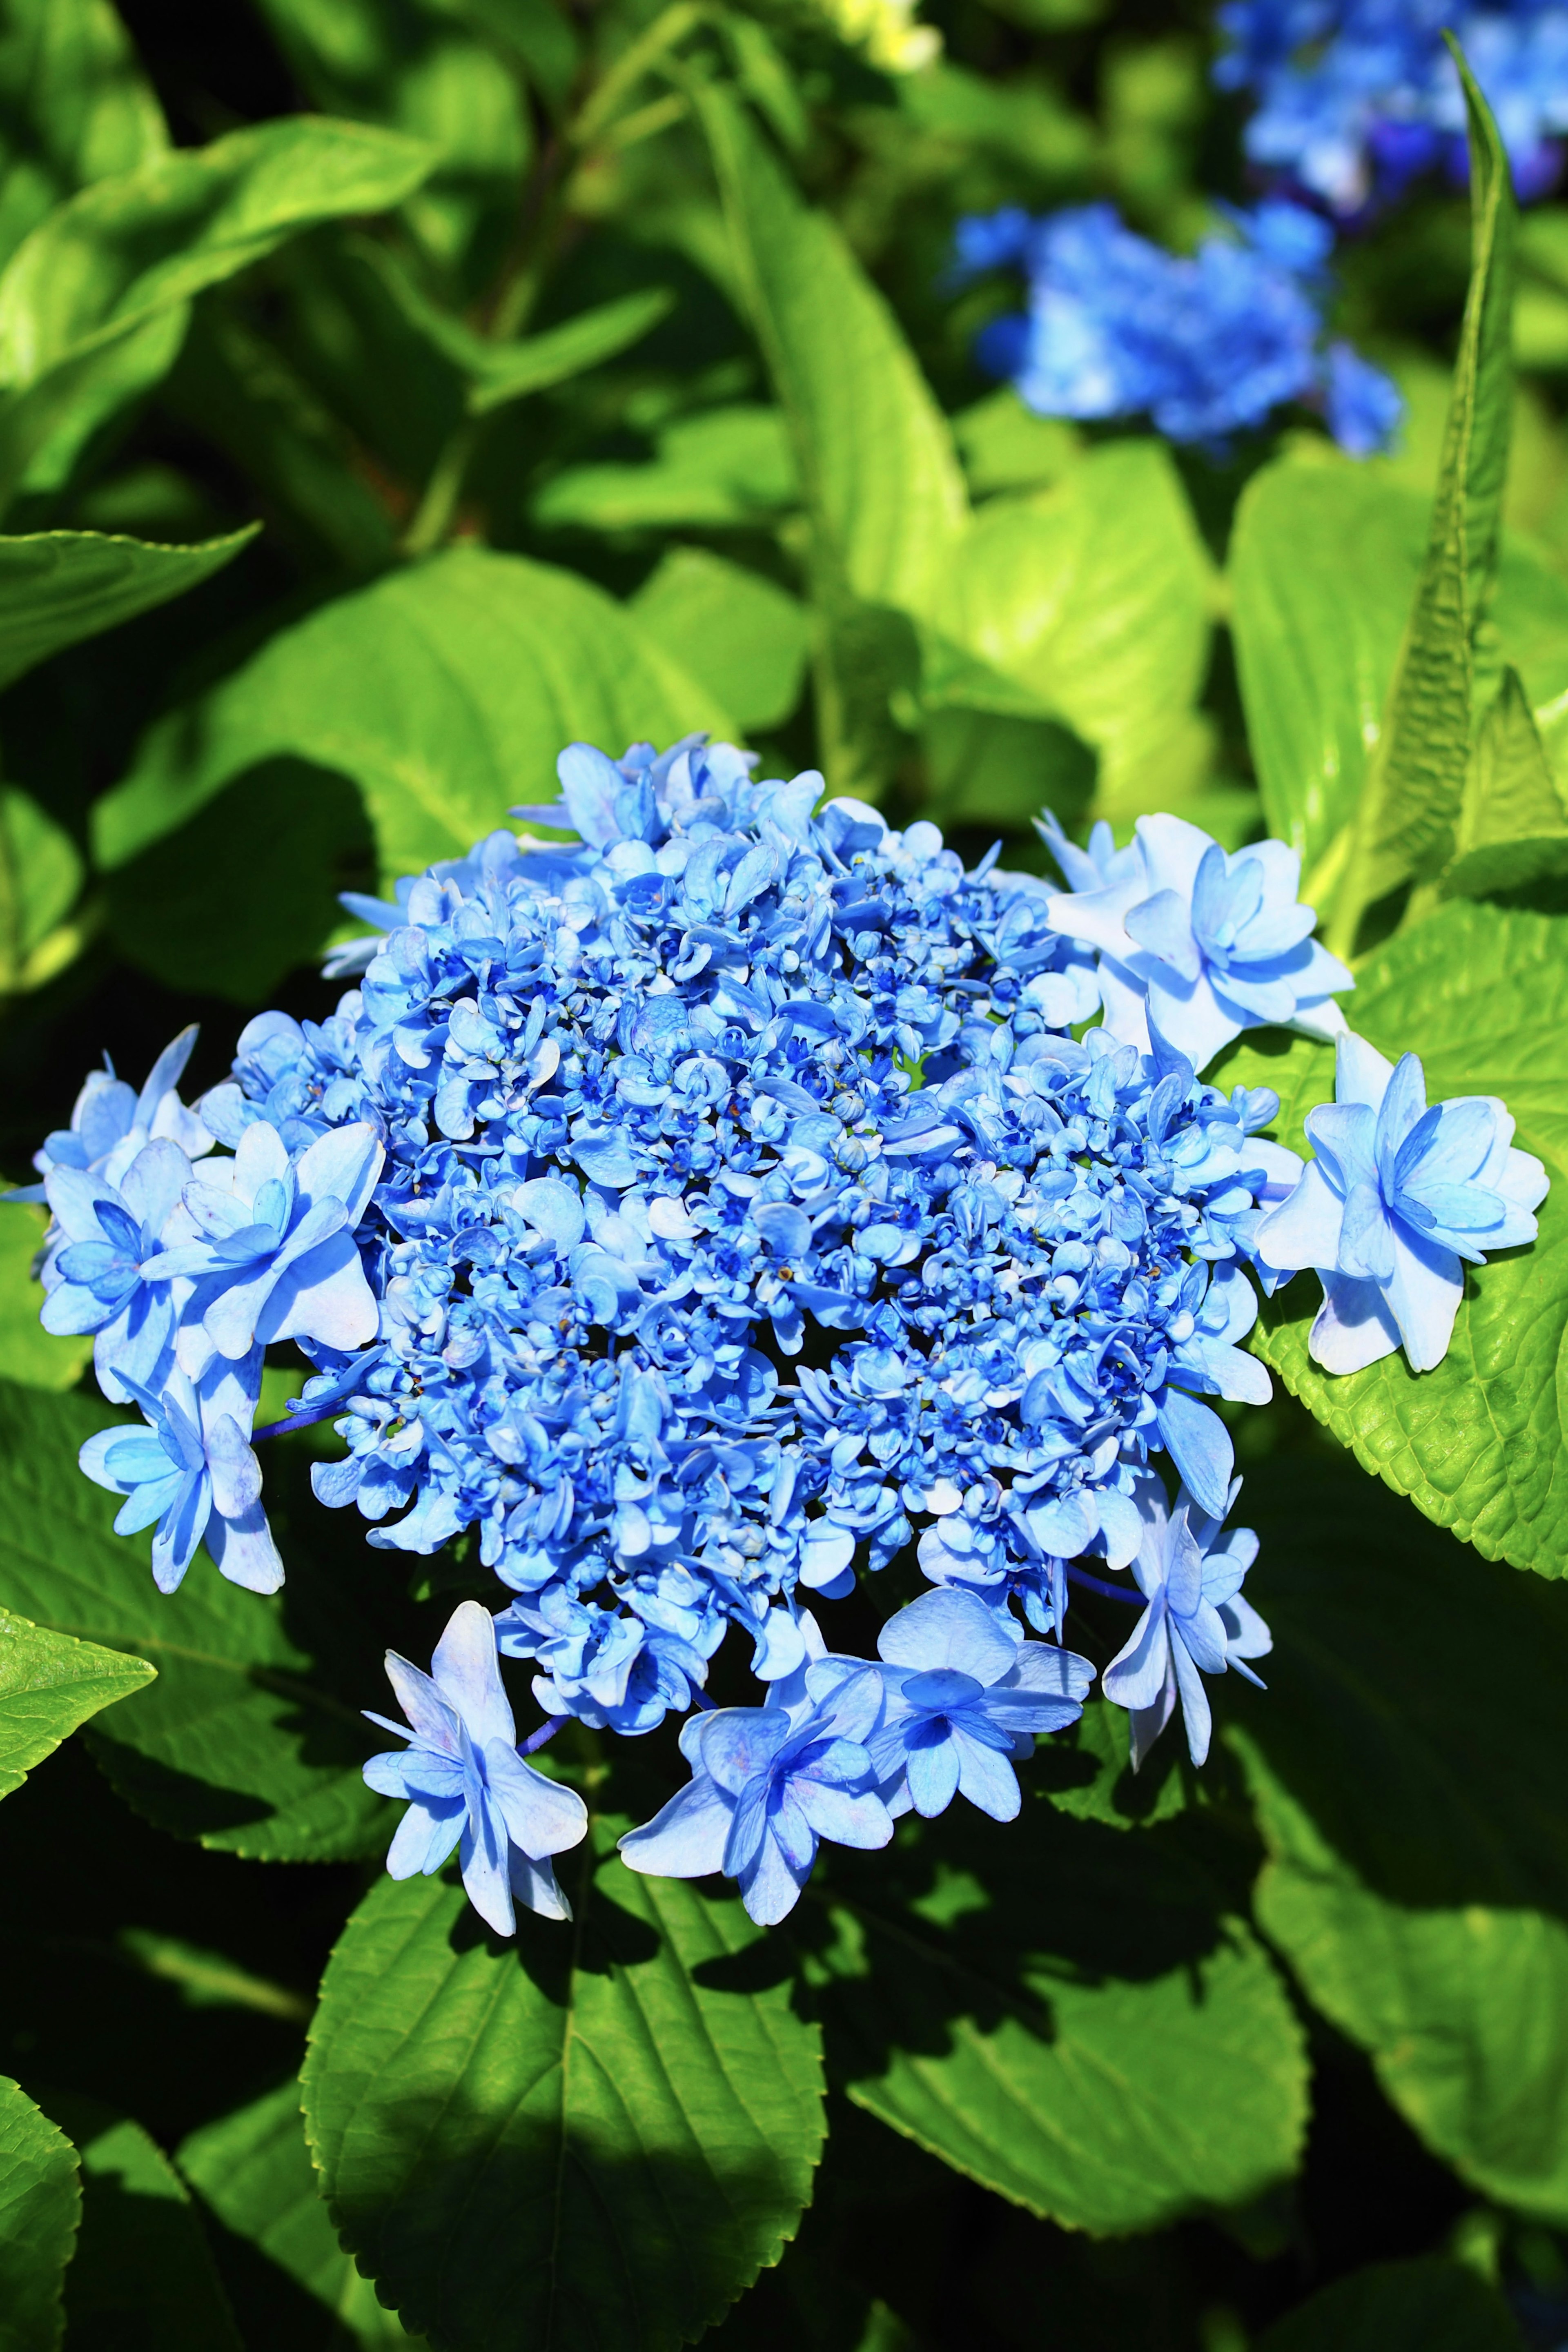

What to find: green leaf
left=1229, top=457, right=1568, bottom=890
left=0, top=1604, right=154, bottom=1800
left=1223, top=897, right=1568, bottom=1577
left=105, top=756, right=374, bottom=1003
left=693, top=81, right=967, bottom=620
left=94, top=544, right=730, bottom=884
left=1443, top=664, right=1568, bottom=897
left=0, top=1380, right=388, bottom=1860
left=0, top=0, right=166, bottom=274
left=927, top=443, right=1215, bottom=821
left=440, top=0, right=579, bottom=114
left=0, top=2076, right=78, bottom=2352
left=0, top=525, right=256, bottom=691
left=302, top=1825, right=826, bottom=2350
left=1329, top=51, right=1517, bottom=948
left=1254, top=2258, right=1523, bottom=2352
left=46, top=2096, right=242, bottom=2350
left=0, top=1205, right=91, bottom=1392
left=0, top=786, right=93, bottom=998
left=1225, top=1455, right=1568, bottom=2222
left=532, top=403, right=797, bottom=534
left=180, top=2083, right=421, bottom=2347
left=251, top=0, right=531, bottom=277
left=813, top=1798, right=1307, bottom=2234
left=630, top=547, right=808, bottom=732
left=354, top=245, right=674, bottom=413
left=1228, top=463, right=1419, bottom=886
left=0, top=116, right=437, bottom=504
left=951, top=388, right=1080, bottom=499
left=113, top=1932, right=312, bottom=2022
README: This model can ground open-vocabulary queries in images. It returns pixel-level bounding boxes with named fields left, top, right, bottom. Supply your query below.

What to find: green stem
left=570, top=0, right=705, bottom=150
left=401, top=419, right=479, bottom=557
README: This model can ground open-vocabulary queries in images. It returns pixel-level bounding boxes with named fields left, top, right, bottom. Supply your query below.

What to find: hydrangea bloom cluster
left=12, top=737, right=1546, bottom=1930
left=953, top=200, right=1403, bottom=455
left=1215, top=0, right=1568, bottom=214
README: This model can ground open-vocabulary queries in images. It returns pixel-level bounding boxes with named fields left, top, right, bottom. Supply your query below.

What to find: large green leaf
left=94, top=545, right=730, bottom=884
left=0, top=2076, right=78, bottom=2352
left=0, top=1204, right=91, bottom=1390
left=302, top=1824, right=826, bottom=2350
left=1229, top=1457, right=1568, bottom=2221
left=47, top=2096, right=242, bottom=2350
left=0, top=1381, right=388, bottom=1860
left=1230, top=457, right=1568, bottom=888
left=1225, top=897, right=1568, bottom=1576
left=0, top=1604, right=153, bottom=1800
left=180, top=2082, right=420, bottom=2348
left=0, top=525, right=255, bottom=691
left=694, top=84, right=966, bottom=621
left=0, top=116, right=436, bottom=503
left=0, top=0, right=165, bottom=274
left=631, top=547, right=809, bottom=733
left=927, top=441, right=1214, bottom=821
left=811, top=1795, right=1307, bottom=2235
left=1254, top=2258, right=1523, bottom=2352
left=1328, top=52, right=1517, bottom=948
left=251, top=0, right=530, bottom=277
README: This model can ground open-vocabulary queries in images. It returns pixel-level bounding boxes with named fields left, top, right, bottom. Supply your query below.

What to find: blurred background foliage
left=2, top=0, right=1568, bottom=2345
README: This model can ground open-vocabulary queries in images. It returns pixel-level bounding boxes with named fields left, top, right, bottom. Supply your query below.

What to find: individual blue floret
left=870, top=1587, right=1094, bottom=1820
left=1256, top=1031, right=1549, bottom=1371
left=363, top=1600, right=589, bottom=1931
left=1042, top=811, right=1354, bottom=1073
left=618, top=1653, right=894, bottom=1924
left=78, top=1364, right=283, bottom=1595
left=1100, top=1476, right=1271, bottom=1767
left=6, top=1024, right=212, bottom=1204
left=956, top=199, right=1401, bottom=452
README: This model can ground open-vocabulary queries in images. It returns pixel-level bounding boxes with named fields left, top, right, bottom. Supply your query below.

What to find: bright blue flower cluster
left=13, top=737, right=1546, bottom=1929
left=954, top=200, right=1403, bottom=454
left=1215, top=0, right=1568, bottom=213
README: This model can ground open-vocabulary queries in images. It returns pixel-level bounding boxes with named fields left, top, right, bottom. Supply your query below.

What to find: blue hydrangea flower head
left=1216, top=0, right=1568, bottom=215
left=364, top=1599, right=589, bottom=1931
left=1042, top=812, right=1354, bottom=1073
left=871, top=1587, right=1094, bottom=1821
left=957, top=199, right=1401, bottom=453
left=1256, top=1031, right=1550, bottom=1371
left=1100, top=1476, right=1270, bottom=1767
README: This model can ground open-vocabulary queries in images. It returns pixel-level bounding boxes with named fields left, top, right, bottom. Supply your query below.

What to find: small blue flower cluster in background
left=953, top=200, right=1403, bottom=455
left=12, top=738, right=1547, bottom=1928
left=1216, top=0, right=1568, bottom=214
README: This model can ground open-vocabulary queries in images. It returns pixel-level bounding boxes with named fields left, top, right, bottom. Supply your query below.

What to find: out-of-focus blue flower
left=78, top=1362, right=282, bottom=1595
left=5, top=1025, right=212, bottom=1205
left=1216, top=0, right=1568, bottom=216
left=1257, top=1032, right=1549, bottom=1372
left=1043, top=812, right=1354, bottom=1074
left=1100, top=1476, right=1270, bottom=1767
left=619, top=1656, right=893, bottom=1923
left=957, top=200, right=1401, bottom=452
left=363, top=1600, right=588, bottom=1931
left=870, top=1587, right=1094, bottom=1821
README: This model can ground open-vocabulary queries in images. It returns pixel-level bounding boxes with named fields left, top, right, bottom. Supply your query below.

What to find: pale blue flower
left=6, top=1025, right=211, bottom=1204
left=1101, top=1477, right=1270, bottom=1767
left=144, top=1118, right=384, bottom=1362
left=40, top=1140, right=193, bottom=1404
left=364, top=1600, right=589, bottom=1931
left=870, top=1588, right=1094, bottom=1821
left=1044, top=813, right=1354, bottom=1074
left=618, top=1655, right=893, bottom=1924
left=78, top=1360, right=282, bottom=1595
left=1257, top=1032, right=1550, bottom=1372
